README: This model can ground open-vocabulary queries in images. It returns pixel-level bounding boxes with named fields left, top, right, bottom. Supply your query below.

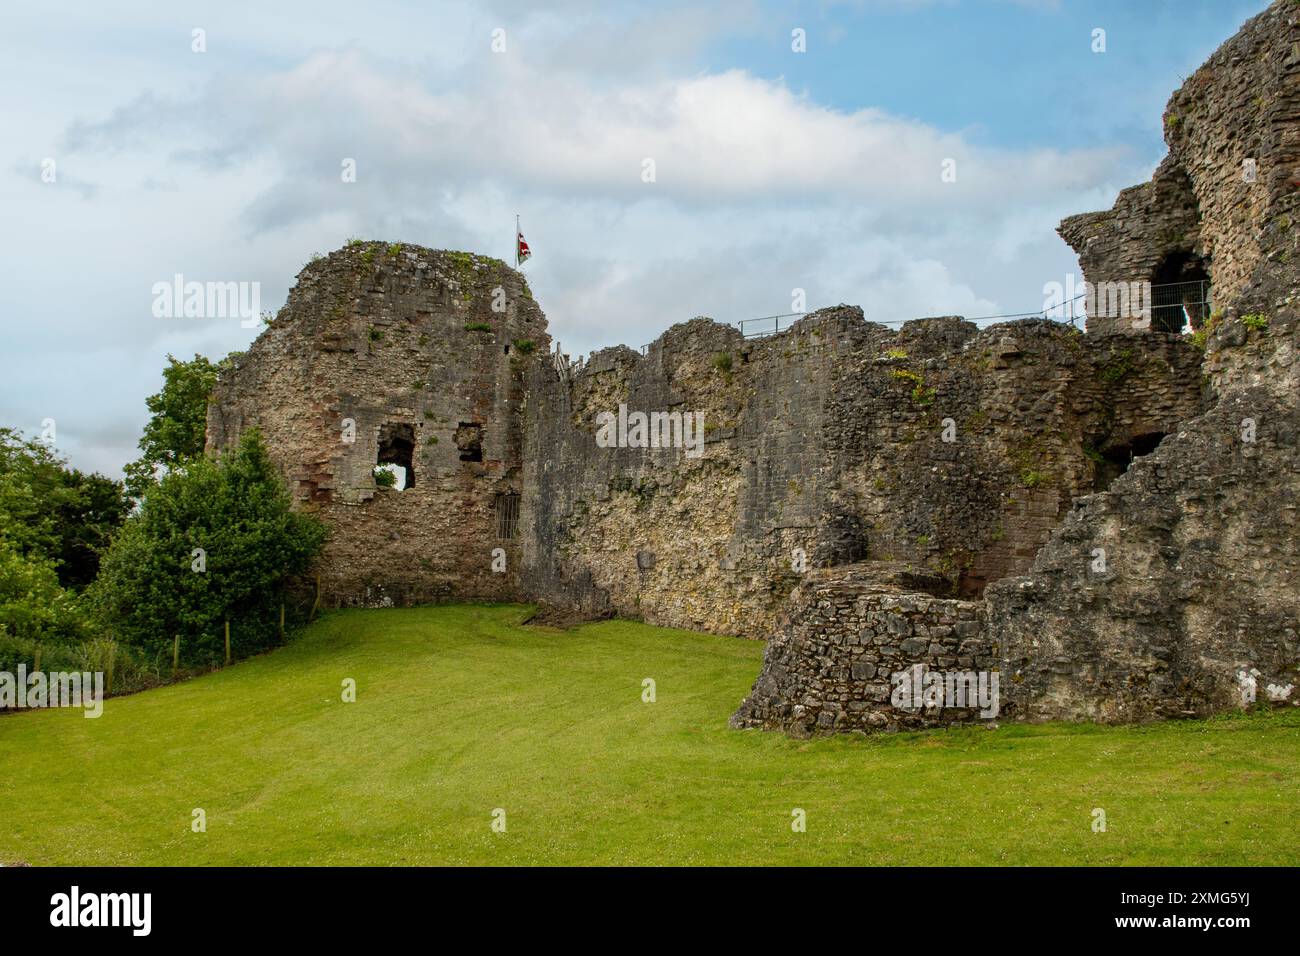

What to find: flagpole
left=515, top=214, right=519, bottom=269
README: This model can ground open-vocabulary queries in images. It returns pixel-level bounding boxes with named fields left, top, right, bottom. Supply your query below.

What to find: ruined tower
left=207, top=243, right=549, bottom=607
left=1059, top=1, right=1300, bottom=334
left=735, top=1, right=1300, bottom=734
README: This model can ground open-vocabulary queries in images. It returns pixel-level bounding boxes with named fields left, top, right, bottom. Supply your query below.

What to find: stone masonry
left=210, top=2, right=1300, bottom=735
left=521, top=311, right=1204, bottom=637
left=736, top=1, right=1300, bottom=733
left=208, top=243, right=548, bottom=607
left=1059, top=0, right=1300, bottom=332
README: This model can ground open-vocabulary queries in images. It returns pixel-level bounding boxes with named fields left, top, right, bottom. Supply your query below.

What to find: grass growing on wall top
left=1, top=604, right=1297, bottom=866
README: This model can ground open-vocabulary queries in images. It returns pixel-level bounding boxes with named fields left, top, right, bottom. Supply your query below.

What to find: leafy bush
left=88, top=430, right=326, bottom=668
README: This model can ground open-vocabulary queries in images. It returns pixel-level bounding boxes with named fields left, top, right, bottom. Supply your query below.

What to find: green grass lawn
left=2, top=604, right=1297, bottom=866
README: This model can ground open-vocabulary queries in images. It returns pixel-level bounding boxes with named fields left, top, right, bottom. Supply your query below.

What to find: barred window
left=495, top=492, right=520, bottom=540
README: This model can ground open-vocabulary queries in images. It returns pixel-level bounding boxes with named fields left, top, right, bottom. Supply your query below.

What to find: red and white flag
left=516, top=227, right=531, bottom=265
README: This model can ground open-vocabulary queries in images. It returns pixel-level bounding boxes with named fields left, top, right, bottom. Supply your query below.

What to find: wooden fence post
left=33, top=645, right=42, bottom=675
left=310, top=572, right=321, bottom=621
left=172, top=634, right=180, bottom=676
left=224, top=619, right=231, bottom=666
left=280, top=602, right=286, bottom=642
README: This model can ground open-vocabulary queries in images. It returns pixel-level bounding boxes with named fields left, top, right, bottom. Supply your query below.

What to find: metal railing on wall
left=733, top=292, right=1090, bottom=342
left=1150, top=279, right=1212, bottom=332
left=635, top=280, right=1212, bottom=352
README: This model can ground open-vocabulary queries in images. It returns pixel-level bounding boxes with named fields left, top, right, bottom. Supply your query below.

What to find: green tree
left=0, top=537, right=83, bottom=646
left=89, top=429, right=326, bottom=666
left=0, top=430, right=69, bottom=560
left=123, top=354, right=224, bottom=500
left=51, top=469, right=131, bottom=589
left=0, top=429, right=129, bottom=588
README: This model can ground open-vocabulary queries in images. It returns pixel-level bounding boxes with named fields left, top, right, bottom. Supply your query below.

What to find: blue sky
left=720, top=0, right=1263, bottom=153
left=0, top=0, right=1272, bottom=477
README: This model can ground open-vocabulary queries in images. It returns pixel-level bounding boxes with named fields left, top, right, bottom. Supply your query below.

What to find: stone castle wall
left=987, top=381, right=1300, bottom=723
left=207, top=2, right=1300, bottom=735
left=736, top=3, right=1300, bottom=734
left=1059, top=1, right=1300, bottom=332
left=520, top=310, right=1204, bottom=637
left=209, top=248, right=1204, bottom=639
left=207, top=243, right=549, bottom=607
left=736, top=361, right=1299, bottom=733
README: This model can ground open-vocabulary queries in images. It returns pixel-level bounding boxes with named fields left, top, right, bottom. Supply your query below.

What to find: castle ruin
left=209, top=2, right=1300, bottom=735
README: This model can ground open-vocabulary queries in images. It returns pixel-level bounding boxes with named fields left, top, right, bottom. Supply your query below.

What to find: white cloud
left=67, top=49, right=1125, bottom=213
left=0, top=6, right=1139, bottom=479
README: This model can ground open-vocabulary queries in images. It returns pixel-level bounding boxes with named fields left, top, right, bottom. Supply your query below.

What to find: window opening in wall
left=1092, top=432, right=1166, bottom=492
left=376, top=422, right=415, bottom=490
left=495, top=492, right=520, bottom=539
left=455, top=422, right=484, bottom=462
left=1150, top=251, right=1211, bottom=334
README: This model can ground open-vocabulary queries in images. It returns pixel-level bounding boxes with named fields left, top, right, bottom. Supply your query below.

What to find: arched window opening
left=1150, top=251, right=1211, bottom=334
left=376, top=422, right=415, bottom=490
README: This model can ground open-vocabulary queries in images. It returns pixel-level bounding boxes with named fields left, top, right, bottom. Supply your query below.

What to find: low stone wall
left=731, top=564, right=997, bottom=737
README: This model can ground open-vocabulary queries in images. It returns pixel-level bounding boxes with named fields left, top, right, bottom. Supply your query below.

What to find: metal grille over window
left=495, top=492, right=520, bottom=540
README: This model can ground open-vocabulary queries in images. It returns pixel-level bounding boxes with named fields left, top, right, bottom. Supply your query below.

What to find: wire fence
left=732, top=292, right=1089, bottom=343
left=637, top=281, right=1211, bottom=353
left=1150, top=279, right=1212, bottom=332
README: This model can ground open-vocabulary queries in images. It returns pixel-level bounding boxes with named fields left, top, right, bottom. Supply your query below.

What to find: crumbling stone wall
left=211, top=249, right=1202, bottom=641
left=736, top=2, right=1300, bottom=734
left=1059, top=0, right=1300, bottom=331
left=207, top=243, right=549, bottom=607
left=729, top=565, right=994, bottom=737
left=987, top=383, right=1300, bottom=723
left=737, top=365, right=1300, bottom=733
left=522, top=310, right=1203, bottom=636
